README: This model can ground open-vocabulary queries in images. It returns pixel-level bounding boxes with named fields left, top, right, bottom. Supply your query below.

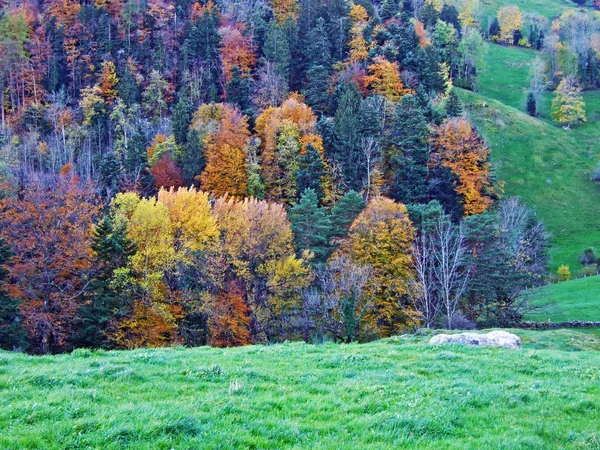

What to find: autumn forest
left=4, top=0, right=589, bottom=355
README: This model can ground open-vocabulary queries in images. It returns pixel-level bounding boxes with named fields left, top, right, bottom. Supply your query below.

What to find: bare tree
left=409, top=231, right=439, bottom=328
left=360, top=136, right=380, bottom=202
left=431, top=217, right=470, bottom=329
left=317, top=256, right=373, bottom=342
left=252, top=61, right=289, bottom=112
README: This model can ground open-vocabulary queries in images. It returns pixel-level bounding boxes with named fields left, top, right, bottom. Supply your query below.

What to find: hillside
left=527, top=276, right=600, bottom=322
left=1, top=331, right=599, bottom=449
left=459, top=43, right=600, bottom=272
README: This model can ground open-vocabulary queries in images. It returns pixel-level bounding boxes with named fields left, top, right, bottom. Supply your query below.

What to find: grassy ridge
left=459, top=43, right=600, bottom=272
left=528, top=276, right=600, bottom=321
left=1, top=331, right=599, bottom=449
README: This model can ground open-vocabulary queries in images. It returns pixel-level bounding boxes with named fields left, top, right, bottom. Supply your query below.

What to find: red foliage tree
left=0, top=173, right=100, bottom=353
left=150, top=153, right=185, bottom=190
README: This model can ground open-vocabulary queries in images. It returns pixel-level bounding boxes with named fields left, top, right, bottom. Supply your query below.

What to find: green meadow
left=1, top=330, right=599, bottom=449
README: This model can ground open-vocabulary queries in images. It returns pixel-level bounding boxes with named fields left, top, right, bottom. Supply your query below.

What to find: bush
left=557, top=265, right=571, bottom=282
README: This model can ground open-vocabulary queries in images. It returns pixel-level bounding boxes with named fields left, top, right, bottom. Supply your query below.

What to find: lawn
left=478, top=0, right=591, bottom=24
left=459, top=43, right=600, bottom=272
left=527, top=275, right=600, bottom=321
left=1, top=330, right=599, bottom=449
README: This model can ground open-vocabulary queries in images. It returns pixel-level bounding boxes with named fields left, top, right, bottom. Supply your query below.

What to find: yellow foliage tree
left=551, top=75, right=586, bottom=128
left=270, top=0, right=299, bottom=24
left=497, top=5, right=522, bottom=44
left=348, top=3, right=371, bottom=63
left=334, top=196, right=418, bottom=337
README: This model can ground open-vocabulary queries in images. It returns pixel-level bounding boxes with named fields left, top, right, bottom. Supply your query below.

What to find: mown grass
left=460, top=43, right=600, bottom=272
left=528, top=276, right=600, bottom=321
left=0, top=330, right=599, bottom=449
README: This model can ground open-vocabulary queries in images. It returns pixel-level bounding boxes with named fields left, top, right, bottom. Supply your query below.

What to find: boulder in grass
left=429, top=331, right=521, bottom=349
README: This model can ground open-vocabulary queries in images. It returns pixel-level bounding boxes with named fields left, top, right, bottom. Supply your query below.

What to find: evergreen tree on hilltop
left=72, top=217, right=136, bottom=349
left=0, top=238, right=27, bottom=351
left=290, top=188, right=332, bottom=263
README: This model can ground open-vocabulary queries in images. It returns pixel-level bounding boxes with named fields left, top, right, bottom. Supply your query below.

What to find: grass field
left=1, top=330, right=599, bottom=449
left=459, top=43, right=600, bottom=272
left=478, top=0, right=590, bottom=23
left=527, top=276, right=600, bottom=321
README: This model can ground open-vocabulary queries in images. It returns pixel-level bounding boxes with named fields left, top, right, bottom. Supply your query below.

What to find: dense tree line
left=0, top=0, right=548, bottom=353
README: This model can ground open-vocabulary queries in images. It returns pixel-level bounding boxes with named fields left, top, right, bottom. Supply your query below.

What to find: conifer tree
left=295, top=144, right=325, bottom=201
left=330, top=191, right=366, bottom=240
left=73, top=217, right=135, bottom=349
left=173, top=95, right=194, bottom=146
left=0, top=238, right=27, bottom=351
left=526, top=92, right=537, bottom=117
left=445, top=90, right=463, bottom=117
left=388, top=94, right=430, bottom=205
left=290, top=188, right=332, bottom=263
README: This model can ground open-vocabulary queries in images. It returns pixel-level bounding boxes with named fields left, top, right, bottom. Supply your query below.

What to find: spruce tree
left=99, top=151, right=122, bottom=197
left=330, top=190, right=366, bottom=240
left=445, top=90, right=463, bottom=117
left=304, top=65, right=331, bottom=115
left=489, top=18, right=500, bottom=39
left=262, top=21, right=291, bottom=80
left=526, top=92, right=537, bottom=117
left=389, top=94, right=430, bottom=204
left=0, top=238, right=27, bottom=351
left=173, top=95, right=193, bottom=146
left=295, top=144, right=325, bottom=201
left=73, top=217, right=135, bottom=348
left=289, top=188, right=332, bottom=263
left=333, top=83, right=363, bottom=191
left=225, top=66, right=252, bottom=115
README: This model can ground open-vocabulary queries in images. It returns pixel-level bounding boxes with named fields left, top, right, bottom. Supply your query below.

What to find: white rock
left=429, top=330, right=521, bottom=349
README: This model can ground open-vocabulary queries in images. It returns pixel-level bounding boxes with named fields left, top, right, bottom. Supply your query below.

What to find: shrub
left=557, top=265, right=571, bottom=282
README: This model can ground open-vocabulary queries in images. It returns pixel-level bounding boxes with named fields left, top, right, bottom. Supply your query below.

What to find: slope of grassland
left=1, top=331, right=599, bottom=449
left=459, top=88, right=600, bottom=271
left=478, top=0, right=589, bottom=23
left=527, top=276, right=600, bottom=321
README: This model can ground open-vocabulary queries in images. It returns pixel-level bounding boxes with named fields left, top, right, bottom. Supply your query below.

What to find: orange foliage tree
left=0, top=174, right=100, bottom=353
left=430, top=118, right=494, bottom=217
left=348, top=3, right=371, bottom=63
left=207, top=280, right=251, bottom=347
left=211, top=196, right=310, bottom=342
left=255, top=95, right=325, bottom=203
left=364, top=56, right=410, bottom=101
left=196, top=103, right=251, bottom=198
left=98, top=61, right=119, bottom=106
left=270, top=0, right=299, bottom=24
left=219, top=21, right=256, bottom=84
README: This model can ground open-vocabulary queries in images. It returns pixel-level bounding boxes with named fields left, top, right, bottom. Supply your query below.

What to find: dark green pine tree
left=225, top=66, right=252, bottom=115
left=0, top=238, right=27, bottom=351
left=489, top=18, right=500, bottom=39
left=325, top=0, right=351, bottom=63
left=262, top=21, right=292, bottom=80
left=289, top=188, right=332, bottom=263
left=173, top=95, right=194, bottom=146
left=181, top=129, right=206, bottom=187
left=72, top=217, right=135, bottom=349
left=389, top=94, right=430, bottom=205
left=304, top=65, right=331, bottom=115
left=526, top=92, right=537, bottom=117
left=380, top=0, right=399, bottom=21
left=415, top=83, right=443, bottom=124
left=295, top=144, right=325, bottom=201
left=419, top=1, right=440, bottom=30
left=304, top=17, right=332, bottom=69
left=99, top=151, right=122, bottom=197
left=330, top=190, right=366, bottom=240
left=440, top=4, right=461, bottom=34
left=445, top=90, right=463, bottom=117
left=118, top=65, right=139, bottom=106
left=333, top=83, right=364, bottom=191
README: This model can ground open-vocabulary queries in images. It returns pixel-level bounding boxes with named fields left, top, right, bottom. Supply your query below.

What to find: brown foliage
left=150, top=153, right=184, bottom=190
left=0, top=176, right=100, bottom=353
left=208, top=280, right=252, bottom=347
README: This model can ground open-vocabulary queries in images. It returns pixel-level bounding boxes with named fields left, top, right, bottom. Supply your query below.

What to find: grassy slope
left=527, top=276, right=600, bottom=321
left=478, top=0, right=588, bottom=21
left=459, top=43, right=600, bottom=272
left=1, top=331, right=599, bottom=449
